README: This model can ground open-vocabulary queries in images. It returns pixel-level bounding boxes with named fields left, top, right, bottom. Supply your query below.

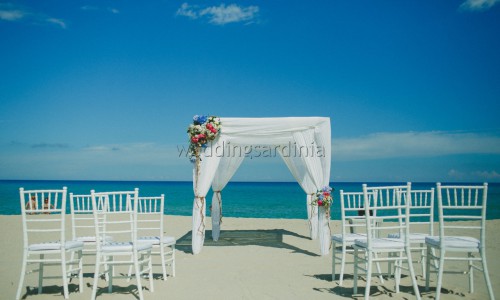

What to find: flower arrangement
left=187, top=115, right=221, bottom=162
left=313, top=186, right=334, bottom=208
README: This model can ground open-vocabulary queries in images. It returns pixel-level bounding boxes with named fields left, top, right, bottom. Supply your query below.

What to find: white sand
left=1, top=215, right=498, bottom=299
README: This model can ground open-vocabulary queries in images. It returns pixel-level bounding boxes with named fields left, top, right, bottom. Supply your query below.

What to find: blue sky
left=1, top=0, right=499, bottom=182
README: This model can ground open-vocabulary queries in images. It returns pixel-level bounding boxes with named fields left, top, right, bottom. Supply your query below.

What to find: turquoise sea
left=1, top=180, right=499, bottom=220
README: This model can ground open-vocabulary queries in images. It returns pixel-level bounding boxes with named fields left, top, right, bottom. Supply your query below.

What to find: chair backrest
left=19, top=187, right=68, bottom=247
left=136, top=195, right=165, bottom=238
left=363, top=183, right=412, bottom=245
left=70, top=193, right=106, bottom=240
left=339, top=190, right=374, bottom=235
left=91, top=189, right=139, bottom=249
left=401, top=188, right=435, bottom=236
left=436, top=183, right=488, bottom=244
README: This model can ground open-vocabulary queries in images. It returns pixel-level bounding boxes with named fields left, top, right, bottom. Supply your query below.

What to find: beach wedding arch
left=187, top=116, right=332, bottom=255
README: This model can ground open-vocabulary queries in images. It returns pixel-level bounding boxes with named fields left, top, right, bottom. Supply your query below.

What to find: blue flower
left=198, top=115, right=208, bottom=124
left=318, top=194, right=324, bottom=200
left=189, top=156, right=197, bottom=163
left=193, top=115, right=208, bottom=125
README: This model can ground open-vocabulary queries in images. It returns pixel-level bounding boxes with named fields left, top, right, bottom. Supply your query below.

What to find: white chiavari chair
left=425, top=183, right=494, bottom=300
left=132, top=195, right=176, bottom=281
left=332, top=189, right=383, bottom=285
left=17, top=187, right=84, bottom=299
left=353, top=183, right=421, bottom=299
left=90, top=189, right=153, bottom=300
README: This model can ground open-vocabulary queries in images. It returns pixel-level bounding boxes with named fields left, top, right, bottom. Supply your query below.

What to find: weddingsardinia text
left=177, top=141, right=325, bottom=159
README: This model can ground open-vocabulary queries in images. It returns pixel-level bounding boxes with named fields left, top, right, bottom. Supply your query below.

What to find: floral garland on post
left=187, top=115, right=221, bottom=163
left=187, top=115, right=221, bottom=234
left=313, top=186, right=334, bottom=250
left=312, top=186, right=334, bottom=219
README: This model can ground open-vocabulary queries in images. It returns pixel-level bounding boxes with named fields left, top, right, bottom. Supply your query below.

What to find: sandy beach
left=1, top=215, right=498, bottom=299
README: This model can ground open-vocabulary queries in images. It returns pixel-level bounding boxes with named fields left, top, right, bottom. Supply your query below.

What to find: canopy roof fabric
left=191, top=117, right=332, bottom=255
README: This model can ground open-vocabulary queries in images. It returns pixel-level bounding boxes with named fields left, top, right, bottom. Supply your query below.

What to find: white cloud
left=472, top=170, right=500, bottom=180
left=0, top=3, right=26, bottom=21
left=176, top=2, right=259, bottom=25
left=459, top=0, right=500, bottom=11
left=448, top=169, right=466, bottom=179
left=0, top=9, right=25, bottom=21
left=81, top=5, right=120, bottom=14
left=333, top=131, right=500, bottom=161
left=80, top=5, right=99, bottom=11
left=0, top=3, right=66, bottom=28
left=46, top=17, right=66, bottom=29
left=447, top=169, right=500, bottom=181
left=201, top=4, right=259, bottom=25
left=176, top=3, right=198, bottom=19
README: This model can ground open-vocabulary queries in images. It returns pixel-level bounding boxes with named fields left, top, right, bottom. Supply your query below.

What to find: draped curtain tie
left=195, top=196, right=206, bottom=234
left=213, top=191, right=223, bottom=224
left=308, top=193, right=315, bottom=229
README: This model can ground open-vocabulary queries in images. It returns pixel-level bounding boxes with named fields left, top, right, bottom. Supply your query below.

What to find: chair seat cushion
left=76, top=235, right=113, bottom=243
left=137, top=236, right=176, bottom=245
left=101, top=241, right=152, bottom=253
left=425, top=236, right=480, bottom=249
left=332, top=233, right=367, bottom=243
left=29, top=240, right=84, bottom=251
left=388, top=233, right=429, bottom=243
left=354, top=238, right=405, bottom=250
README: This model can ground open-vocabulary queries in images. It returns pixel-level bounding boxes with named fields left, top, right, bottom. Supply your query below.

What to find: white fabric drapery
left=211, top=154, right=245, bottom=241
left=278, top=143, right=319, bottom=240
left=191, top=117, right=331, bottom=255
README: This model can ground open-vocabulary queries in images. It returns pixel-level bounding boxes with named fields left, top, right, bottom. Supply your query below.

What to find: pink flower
left=317, top=200, right=323, bottom=206
left=198, top=133, right=206, bottom=139
left=191, top=137, right=198, bottom=143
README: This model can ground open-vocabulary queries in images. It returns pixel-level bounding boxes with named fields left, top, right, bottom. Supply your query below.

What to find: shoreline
left=1, top=215, right=498, bottom=299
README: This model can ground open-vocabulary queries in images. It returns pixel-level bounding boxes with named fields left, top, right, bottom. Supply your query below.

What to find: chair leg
left=161, top=244, right=167, bottom=281
left=365, top=251, right=373, bottom=299
left=353, top=247, right=358, bottom=295
left=38, top=253, right=44, bottom=294
left=431, top=247, right=438, bottom=268
left=374, top=252, right=384, bottom=283
left=91, top=255, right=101, bottom=300
left=339, top=244, right=348, bottom=285
left=134, top=253, right=145, bottom=300
left=468, top=252, right=474, bottom=293
left=420, top=245, right=426, bottom=279
left=148, top=250, right=154, bottom=292
left=78, top=250, right=84, bottom=293
left=16, top=250, right=28, bottom=300
left=435, top=249, right=446, bottom=300
left=104, top=256, right=109, bottom=281
left=387, top=252, right=393, bottom=280
left=61, top=251, right=69, bottom=299
left=425, top=246, right=431, bottom=291
left=406, top=247, right=421, bottom=299
left=171, top=244, right=176, bottom=277
left=480, top=248, right=495, bottom=300
left=394, top=252, right=401, bottom=293
left=108, top=256, right=113, bottom=293
left=127, top=264, right=133, bottom=282
left=331, top=240, right=336, bottom=282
